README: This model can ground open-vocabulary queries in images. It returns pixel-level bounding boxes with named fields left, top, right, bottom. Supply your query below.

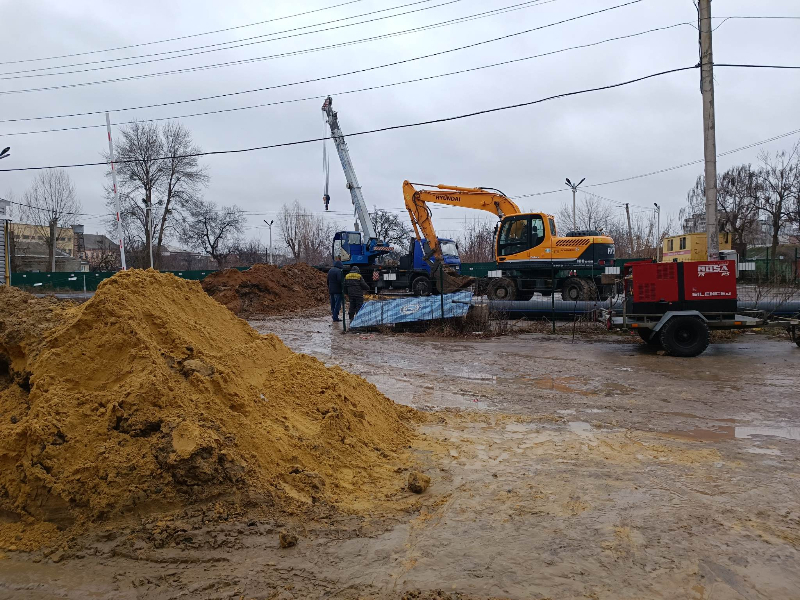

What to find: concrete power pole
left=699, top=0, right=719, bottom=260
left=565, top=177, right=585, bottom=231
left=625, top=203, right=634, bottom=257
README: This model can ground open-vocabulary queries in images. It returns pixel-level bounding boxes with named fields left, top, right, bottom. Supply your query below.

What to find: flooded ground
left=2, top=311, right=799, bottom=599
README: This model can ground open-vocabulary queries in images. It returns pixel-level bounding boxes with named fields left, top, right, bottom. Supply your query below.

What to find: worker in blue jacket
left=327, top=260, right=344, bottom=322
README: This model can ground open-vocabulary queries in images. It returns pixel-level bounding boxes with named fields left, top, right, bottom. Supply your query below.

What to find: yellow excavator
left=403, top=181, right=616, bottom=300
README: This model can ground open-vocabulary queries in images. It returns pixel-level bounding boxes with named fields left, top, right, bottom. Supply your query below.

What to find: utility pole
left=653, top=203, right=661, bottom=262
left=565, top=177, right=585, bottom=231
left=263, top=219, right=274, bottom=264
left=625, top=203, right=634, bottom=257
left=105, top=114, right=126, bottom=270
left=699, top=0, right=719, bottom=260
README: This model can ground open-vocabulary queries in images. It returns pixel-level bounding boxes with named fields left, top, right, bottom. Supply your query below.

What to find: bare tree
left=277, top=200, right=335, bottom=265
left=757, top=144, right=800, bottom=268
left=457, top=220, right=495, bottom=262
left=300, top=215, right=335, bottom=266
left=107, top=121, right=165, bottom=261
left=556, top=195, right=615, bottom=233
left=20, top=169, right=82, bottom=271
left=278, top=201, right=304, bottom=262
left=180, top=200, right=245, bottom=268
left=105, top=120, right=207, bottom=267
left=156, top=121, right=208, bottom=266
left=683, top=167, right=761, bottom=254
left=370, top=207, right=412, bottom=248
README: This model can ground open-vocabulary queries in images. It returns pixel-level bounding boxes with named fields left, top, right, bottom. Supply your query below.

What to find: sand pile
left=201, top=263, right=329, bottom=316
left=0, top=270, right=413, bottom=529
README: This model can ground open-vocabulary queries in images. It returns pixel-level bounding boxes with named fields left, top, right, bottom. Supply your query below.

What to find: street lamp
left=653, top=203, right=661, bottom=262
left=565, top=177, right=585, bottom=231
left=0, top=147, right=10, bottom=160
left=263, top=219, right=274, bottom=264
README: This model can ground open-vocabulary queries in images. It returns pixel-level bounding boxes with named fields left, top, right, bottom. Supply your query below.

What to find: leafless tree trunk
left=20, top=169, right=81, bottom=272
left=278, top=201, right=304, bottom=262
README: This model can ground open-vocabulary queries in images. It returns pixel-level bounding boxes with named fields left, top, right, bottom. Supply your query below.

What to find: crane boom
left=322, top=96, right=376, bottom=240
left=402, top=181, right=521, bottom=262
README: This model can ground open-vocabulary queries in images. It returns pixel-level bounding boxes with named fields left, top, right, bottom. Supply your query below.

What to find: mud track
left=1, top=313, right=798, bottom=599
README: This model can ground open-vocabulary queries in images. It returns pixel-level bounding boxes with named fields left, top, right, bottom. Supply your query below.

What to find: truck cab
left=400, top=238, right=461, bottom=273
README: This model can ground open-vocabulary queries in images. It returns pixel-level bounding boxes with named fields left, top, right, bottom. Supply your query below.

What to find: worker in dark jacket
left=327, top=260, right=344, bottom=322
left=344, top=265, right=370, bottom=321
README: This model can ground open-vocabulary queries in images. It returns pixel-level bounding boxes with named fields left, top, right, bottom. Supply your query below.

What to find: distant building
left=662, top=232, right=732, bottom=262
left=75, top=232, right=121, bottom=271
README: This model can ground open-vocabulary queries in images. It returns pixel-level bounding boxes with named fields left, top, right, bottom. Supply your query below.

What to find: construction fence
left=9, top=269, right=223, bottom=292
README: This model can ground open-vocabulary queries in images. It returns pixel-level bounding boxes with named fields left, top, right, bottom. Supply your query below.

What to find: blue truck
left=333, top=232, right=461, bottom=296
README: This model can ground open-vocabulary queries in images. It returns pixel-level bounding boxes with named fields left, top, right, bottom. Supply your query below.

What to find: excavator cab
left=496, top=214, right=551, bottom=260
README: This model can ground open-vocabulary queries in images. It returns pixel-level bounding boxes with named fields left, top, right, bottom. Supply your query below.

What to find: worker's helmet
left=351, top=266, right=360, bottom=273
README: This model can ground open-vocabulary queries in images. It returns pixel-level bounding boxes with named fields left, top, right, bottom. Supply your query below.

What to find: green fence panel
left=459, top=262, right=498, bottom=278
left=9, top=266, right=256, bottom=292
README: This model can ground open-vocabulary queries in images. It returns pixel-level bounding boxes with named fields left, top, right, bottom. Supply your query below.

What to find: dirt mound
left=201, top=263, right=329, bottom=316
left=0, top=270, right=413, bottom=532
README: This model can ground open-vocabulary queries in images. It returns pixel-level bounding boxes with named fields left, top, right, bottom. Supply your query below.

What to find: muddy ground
left=1, top=311, right=799, bottom=599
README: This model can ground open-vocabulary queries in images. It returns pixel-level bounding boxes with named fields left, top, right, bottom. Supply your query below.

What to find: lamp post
left=565, top=177, right=585, bottom=231
left=653, top=203, right=661, bottom=262
left=0, top=147, right=10, bottom=160
left=263, top=219, right=274, bottom=264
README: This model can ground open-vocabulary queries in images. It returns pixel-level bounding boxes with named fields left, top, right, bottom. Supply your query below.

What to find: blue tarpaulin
left=349, top=291, right=473, bottom=328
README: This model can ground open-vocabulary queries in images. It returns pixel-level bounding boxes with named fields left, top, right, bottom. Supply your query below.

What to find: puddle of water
left=665, top=425, right=799, bottom=442
left=665, top=426, right=735, bottom=441
left=735, top=427, right=800, bottom=441
left=660, top=411, right=736, bottom=423
left=556, top=409, right=576, bottom=415
left=568, top=421, right=593, bottom=436
left=745, top=447, right=782, bottom=456
left=532, top=376, right=596, bottom=396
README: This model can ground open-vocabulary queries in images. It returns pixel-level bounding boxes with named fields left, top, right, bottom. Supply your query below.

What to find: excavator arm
left=402, top=181, right=521, bottom=262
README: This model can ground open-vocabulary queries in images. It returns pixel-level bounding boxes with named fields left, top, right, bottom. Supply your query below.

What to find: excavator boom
left=402, top=181, right=521, bottom=262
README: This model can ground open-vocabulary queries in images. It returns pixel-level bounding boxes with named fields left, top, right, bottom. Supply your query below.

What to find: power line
left=715, top=63, right=800, bottom=70
left=515, top=125, right=800, bottom=199
left=2, top=23, right=693, bottom=137
left=0, top=0, right=470, bottom=79
left=0, top=65, right=698, bottom=173
left=0, top=0, right=639, bottom=96
left=0, top=0, right=370, bottom=66
left=0, top=0, right=646, bottom=120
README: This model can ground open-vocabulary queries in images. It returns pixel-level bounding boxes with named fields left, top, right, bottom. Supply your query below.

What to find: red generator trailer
left=603, top=260, right=799, bottom=357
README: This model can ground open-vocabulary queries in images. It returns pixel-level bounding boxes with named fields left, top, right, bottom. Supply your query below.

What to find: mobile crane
left=403, top=181, right=616, bottom=300
left=322, top=96, right=393, bottom=268
left=322, top=97, right=462, bottom=294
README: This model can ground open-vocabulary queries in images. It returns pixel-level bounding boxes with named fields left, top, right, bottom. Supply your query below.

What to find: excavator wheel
left=561, top=278, right=584, bottom=301
left=582, top=279, right=599, bottom=300
left=488, top=278, right=517, bottom=301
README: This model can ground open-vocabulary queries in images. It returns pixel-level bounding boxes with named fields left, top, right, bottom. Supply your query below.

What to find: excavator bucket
left=431, top=261, right=475, bottom=294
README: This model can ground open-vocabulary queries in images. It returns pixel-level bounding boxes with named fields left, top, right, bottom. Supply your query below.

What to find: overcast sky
left=1, top=0, right=799, bottom=245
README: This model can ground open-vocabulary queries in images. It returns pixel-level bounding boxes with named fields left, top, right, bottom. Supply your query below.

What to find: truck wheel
left=659, top=316, right=709, bottom=357
left=561, top=278, right=584, bottom=301
left=637, top=328, right=662, bottom=347
left=412, top=276, right=432, bottom=297
left=488, top=278, right=517, bottom=301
